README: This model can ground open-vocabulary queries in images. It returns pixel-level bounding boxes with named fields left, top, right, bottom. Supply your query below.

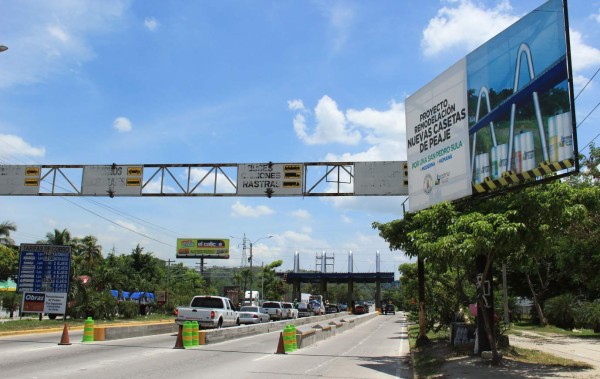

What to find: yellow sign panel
left=284, top=164, right=301, bottom=171
left=127, top=167, right=143, bottom=176
left=25, top=167, right=40, bottom=176
left=24, top=178, right=39, bottom=186
left=282, top=180, right=301, bottom=188
left=126, top=178, right=141, bottom=186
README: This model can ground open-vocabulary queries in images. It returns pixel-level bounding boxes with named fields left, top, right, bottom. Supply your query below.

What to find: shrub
left=575, top=301, right=600, bottom=333
left=118, top=301, right=140, bottom=319
left=544, top=294, right=579, bottom=330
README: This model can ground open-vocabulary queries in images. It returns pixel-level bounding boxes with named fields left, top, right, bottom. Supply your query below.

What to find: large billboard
left=176, top=238, right=230, bottom=259
left=406, top=0, right=577, bottom=212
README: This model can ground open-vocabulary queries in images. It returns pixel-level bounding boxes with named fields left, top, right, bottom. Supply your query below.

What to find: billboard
left=406, top=0, right=577, bottom=212
left=176, top=238, right=230, bottom=259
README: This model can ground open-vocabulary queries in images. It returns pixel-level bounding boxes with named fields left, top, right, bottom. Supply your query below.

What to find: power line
left=575, top=66, right=600, bottom=100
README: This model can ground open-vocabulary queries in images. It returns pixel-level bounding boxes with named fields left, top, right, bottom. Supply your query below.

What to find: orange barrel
left=83, top=317, right=94, bottom=343
left=198, top=330, right=206, bottom=345
left=183, top=321, right=192, bottom=348
left=191, top=321, right=199, bottom=346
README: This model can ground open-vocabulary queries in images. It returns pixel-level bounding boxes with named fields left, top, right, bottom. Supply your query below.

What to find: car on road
left=337, top=303, right=348, bottom=312
left=353, top=304, right=367, bottom=315
left=238, top=306, right=270, bottom=324
left=262, top=301, right=285, bottom=321
left=383, top=303, right=396, bottom=315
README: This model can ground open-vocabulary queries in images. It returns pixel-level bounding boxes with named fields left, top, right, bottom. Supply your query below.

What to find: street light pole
left=249, top=235, right=272, bottom=304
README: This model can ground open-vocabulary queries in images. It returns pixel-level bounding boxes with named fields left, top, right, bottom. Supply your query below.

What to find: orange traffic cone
left=173, top=324, right=184, bottom=349
left=275, top=332, right=286, bottom=354
left=58, top=323, right=71, bottom=346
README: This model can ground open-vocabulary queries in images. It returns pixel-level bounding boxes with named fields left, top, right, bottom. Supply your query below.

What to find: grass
left=0, top=313, right=174, bottom=332
left=502, top=345, right=593, bottom=369
left=509, top=321, right=600, bottom=339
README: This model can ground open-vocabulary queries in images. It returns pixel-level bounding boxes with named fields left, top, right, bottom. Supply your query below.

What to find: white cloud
left=316, top=3, right=355, bottom=52
left=287, top=99, right=305, bottom=111
left=292, top=95, right=362, bottom=145
left=112, top=220, right=145, bottom=234
left=421, top=0, right=518, bottom=57
left=290, top=209, right=310, bottom=220
left=0, top=134, right=46, bottom=160
left=231, top=201, right=275, bottom=218
left=144, top=17, right=159, bottom=31
left=569, top=30, right=600, bottom=73
left=0, top=1, right=128, bottom=89
left=113, top=117, right=132, bottom=132
left=341, top=214, right=352, bottom=224
left=595, top=9, right=600, bottom=23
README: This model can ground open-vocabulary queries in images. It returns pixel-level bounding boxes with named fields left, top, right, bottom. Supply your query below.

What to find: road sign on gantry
left=81, top=165, right=143, bottom=196
left=237, top=163, right=303, bottom=196
left=0, top=165, right=41, bottom=195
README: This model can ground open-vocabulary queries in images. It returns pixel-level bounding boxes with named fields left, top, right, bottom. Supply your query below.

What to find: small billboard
left=406, top=0, right=577, bottom=212
left=176, top=238, right=230, bottom=259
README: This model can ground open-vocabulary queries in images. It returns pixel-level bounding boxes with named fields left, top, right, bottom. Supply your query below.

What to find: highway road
left=0, top=312, right=411, bottom=379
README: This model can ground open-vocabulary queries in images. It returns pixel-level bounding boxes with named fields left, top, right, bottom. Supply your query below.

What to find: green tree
left=0, top=244, right=19, bottom=282
left=75, top=235, right=103, bottom=275
left=0, top=221, right=17, bottom=246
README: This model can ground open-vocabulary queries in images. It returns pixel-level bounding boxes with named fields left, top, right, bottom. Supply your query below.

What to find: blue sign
left=17, top=244, right=71, bottom=293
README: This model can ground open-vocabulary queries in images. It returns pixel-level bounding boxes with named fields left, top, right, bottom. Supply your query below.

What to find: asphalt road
left=0, top=312, right=411, bottom=379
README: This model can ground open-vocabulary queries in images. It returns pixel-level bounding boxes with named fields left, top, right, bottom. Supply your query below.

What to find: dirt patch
left=413, top=337, right=600, bottom=379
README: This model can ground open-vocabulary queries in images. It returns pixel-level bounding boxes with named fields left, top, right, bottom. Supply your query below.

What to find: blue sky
left=1, top=0, right=599, bottom=279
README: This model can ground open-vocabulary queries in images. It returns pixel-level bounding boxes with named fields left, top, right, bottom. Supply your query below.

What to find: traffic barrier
left=83, top=317, right=94, bottom=342
left=173, top=324, right=184, bottom=349
left=191, top=321, right=199, bottom=346
left=282, top=324, right=297, bottom=353
left=58, top=323, right=71, bottom=345
left=198, top=330, right=206, bottom=345
left=183, top=321, right=192, bottom=348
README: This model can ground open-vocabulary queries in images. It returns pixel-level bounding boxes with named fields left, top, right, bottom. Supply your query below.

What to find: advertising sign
left=0, top=165, right=41, bottom=195
left=82, top=165, right=143, bottom=196
left=17, top=244, right=71, bottom=293
left=176, top=238, right=230, bottom=259
left=406, top=0, right=576, bottom=212
left=237, top=163, right=303, bottom=196
left=21, top=292, right=68, bottom=315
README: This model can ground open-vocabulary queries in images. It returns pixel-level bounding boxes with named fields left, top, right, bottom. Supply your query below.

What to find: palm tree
left=38, top=228, right=72, bottom=246
left=0, top=221, right=17, bottom=246
left=78, top=235, right=103, bottom=274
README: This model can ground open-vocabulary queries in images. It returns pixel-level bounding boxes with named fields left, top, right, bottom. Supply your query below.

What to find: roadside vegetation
left=375, top=145, right=600, bottom=366
left=0, top=313, right=173, bottom=333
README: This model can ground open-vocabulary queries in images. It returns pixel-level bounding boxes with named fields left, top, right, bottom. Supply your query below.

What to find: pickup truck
left=282, top=302, right=298, bottom=319
left=175, top=295, right=240, bottom=328
left=262, top=301, right=285, bottom=321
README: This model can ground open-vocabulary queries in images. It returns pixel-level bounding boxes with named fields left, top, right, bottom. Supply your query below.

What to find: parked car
left=337, top=303, right=348, bottom=312
left=353, top=304, right=367, bottom=315
left=282, top=302, right=298, bottom=319
left=383, top=303, right=396, bottom=315
left=262, top=301, right=285, bottom=321
left=238, top=306, right=270, bottom=324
